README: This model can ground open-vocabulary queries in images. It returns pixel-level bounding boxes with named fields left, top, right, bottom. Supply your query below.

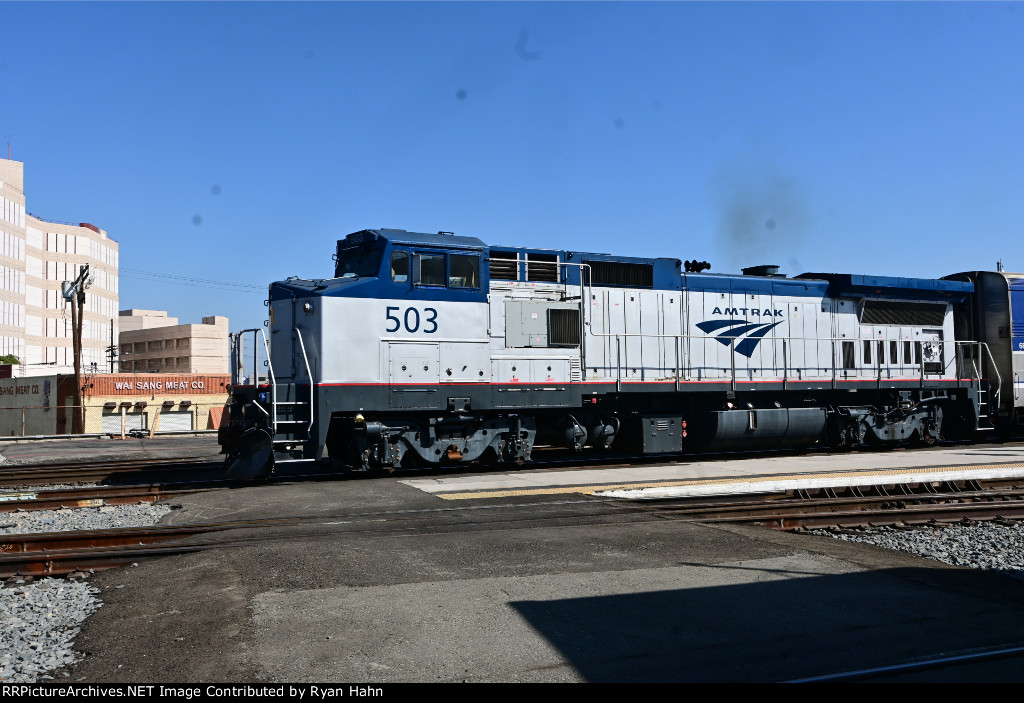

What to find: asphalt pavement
left=7, top=438, right=1024, bottom=682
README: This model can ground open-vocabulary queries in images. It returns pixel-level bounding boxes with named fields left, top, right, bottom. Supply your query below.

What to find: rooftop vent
left=741, top=264, right=783, bottom=278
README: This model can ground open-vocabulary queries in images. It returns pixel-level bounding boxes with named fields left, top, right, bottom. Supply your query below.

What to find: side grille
left=548, top=308, right=581, bottom=347
left=526, top=253, right=559, bottom=282
left=583, top=260, right=654, bottom=288
left=488, top=251, right=519, bottom=280
left=861, top=300, right=946, bottom=326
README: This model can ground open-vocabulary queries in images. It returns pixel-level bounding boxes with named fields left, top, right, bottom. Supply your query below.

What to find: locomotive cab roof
left=337, top=228, right=486, bottom=253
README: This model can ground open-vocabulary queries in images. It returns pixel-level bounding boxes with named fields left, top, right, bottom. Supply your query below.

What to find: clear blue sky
left=2, top=1, right=1022, bottom=332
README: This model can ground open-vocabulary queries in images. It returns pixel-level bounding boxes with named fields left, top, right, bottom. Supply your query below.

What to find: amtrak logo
left=696, top=307, right=784, bottom=358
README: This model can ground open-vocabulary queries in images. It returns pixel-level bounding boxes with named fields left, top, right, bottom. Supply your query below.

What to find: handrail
left=258, top=328, right=276, bottom=432
left=979, top=341, right=1002, bottom=411
left=581, top=329, right=989, bottom=390
left=231, top=328, right=277, bottom=432
left=294, top=327, right=315, bottom=437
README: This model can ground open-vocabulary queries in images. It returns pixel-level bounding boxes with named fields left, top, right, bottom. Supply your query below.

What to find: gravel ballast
left=0, top=503, right=173, bottom=536
left=1, top=578, right=101, bottom=682
left=0, top=501, right=173, bottom=682
left=814, top=521, right=1024, bottom=575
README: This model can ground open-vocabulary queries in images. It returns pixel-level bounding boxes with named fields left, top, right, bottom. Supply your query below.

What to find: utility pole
left=106, top=318, right=117, bottom=373
left=62, top=264, right=90, bottom=434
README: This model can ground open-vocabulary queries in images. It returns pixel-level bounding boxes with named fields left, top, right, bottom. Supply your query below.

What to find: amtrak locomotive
left=220, top=228, right=1023, bottom=478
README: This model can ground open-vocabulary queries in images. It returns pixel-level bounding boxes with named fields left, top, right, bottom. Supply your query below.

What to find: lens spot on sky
left=456, top=89, right=467, bottom=100
left=211, top=185, right=221, bottom=196
left=515, top=28, right=543, bottom=61
left=614, top=118, right=625, bottom=129
left=652, top=100, right=663, bottom=111
left=765, top=218, right=776, bottom=230
left=304, top=50, right=315, bottom=60
left=192, top=215, right=203, bottom=226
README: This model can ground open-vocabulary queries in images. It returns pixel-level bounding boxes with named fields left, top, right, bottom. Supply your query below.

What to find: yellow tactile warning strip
left=432, top=461, right=1024, bottom=500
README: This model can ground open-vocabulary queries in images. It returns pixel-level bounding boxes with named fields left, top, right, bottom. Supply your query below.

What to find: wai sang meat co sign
left=115, top=380, right=208, bottom=391
left=88, top=374, right=230, bottom=397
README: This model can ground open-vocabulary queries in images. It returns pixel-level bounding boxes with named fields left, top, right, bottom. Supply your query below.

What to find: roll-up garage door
left=156, top=410, right=193, bottom=432
left=102, top=411, right=147, bottom=434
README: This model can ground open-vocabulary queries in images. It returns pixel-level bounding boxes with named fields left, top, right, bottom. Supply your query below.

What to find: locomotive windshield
left=335, top=245, right=383, bottom=278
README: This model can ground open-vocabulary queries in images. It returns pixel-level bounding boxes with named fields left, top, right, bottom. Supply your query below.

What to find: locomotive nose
left=224, top=425, right=274, bottom=480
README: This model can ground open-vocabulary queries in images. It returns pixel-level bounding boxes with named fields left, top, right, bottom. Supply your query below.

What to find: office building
left=118, top=310, right=229, bottom=374
left=0, top=158, right=119, bottom=377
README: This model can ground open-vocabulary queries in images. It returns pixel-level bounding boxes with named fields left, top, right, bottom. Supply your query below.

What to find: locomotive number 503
left=386, top=306, right=438, bottom=334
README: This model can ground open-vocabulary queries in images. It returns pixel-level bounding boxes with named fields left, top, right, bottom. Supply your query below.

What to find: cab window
left=390, top=251, right=409, bottom=283
left=420, top=254, right=446, bottom=286
left=336, top=246, right=382, bottom=278
left=449, top=254, right=480, bottom=288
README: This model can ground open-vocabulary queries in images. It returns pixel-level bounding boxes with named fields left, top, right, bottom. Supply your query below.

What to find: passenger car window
left=390, top=251, right=409, bottom=283
left=449, top=254, right=480, bottom=288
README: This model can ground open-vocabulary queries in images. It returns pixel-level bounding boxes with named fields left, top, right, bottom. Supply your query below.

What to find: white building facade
left=0, top=158, right=119, bottom=377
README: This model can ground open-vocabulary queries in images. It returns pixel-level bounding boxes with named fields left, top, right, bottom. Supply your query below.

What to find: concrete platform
left=400, top=444, right=1024, bottom=500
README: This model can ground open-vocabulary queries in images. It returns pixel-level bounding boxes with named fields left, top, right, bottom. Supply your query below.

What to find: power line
left=119, top=268, right=265, bottom=291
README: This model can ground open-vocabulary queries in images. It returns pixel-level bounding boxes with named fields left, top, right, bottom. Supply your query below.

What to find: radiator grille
left=548, top=308, right=581, bottom=347
left=583, top=260, right=654, bottom=287
left=861, top=300, right=946, bottom=326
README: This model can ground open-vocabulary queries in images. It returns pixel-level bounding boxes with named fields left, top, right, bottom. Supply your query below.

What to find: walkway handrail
left=295, top=327, right=315, bottom=437
left=231, top=328, right=277, bottom=432
left=584, top=328, right=987, bottom=392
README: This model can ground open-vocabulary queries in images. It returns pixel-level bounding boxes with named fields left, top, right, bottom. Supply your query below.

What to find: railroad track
left=0, top=484, right=222, bottom=512
left=0, top=457, right=224, bottom=489
left=633, top=477, right=1024, bottom=529
left=2, top=434, right=1022, bottom=491
left=6, top=476, right=1024, bottom=578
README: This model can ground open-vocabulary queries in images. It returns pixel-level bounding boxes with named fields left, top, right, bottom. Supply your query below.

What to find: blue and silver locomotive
left=221, top=228, right=1017, bottom=478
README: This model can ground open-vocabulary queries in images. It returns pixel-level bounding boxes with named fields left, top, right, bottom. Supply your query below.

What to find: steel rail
left=787, top=643, right=1024, bottom=682
left=638, top=488, right=1024, bottom=529
left=0, top=484, right=222, bottom=512
left=0, top=458, right=222, bottom=489
left=1, top=456, right=219, bottom=471
left=637, top=483, right=1024, bottom=516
